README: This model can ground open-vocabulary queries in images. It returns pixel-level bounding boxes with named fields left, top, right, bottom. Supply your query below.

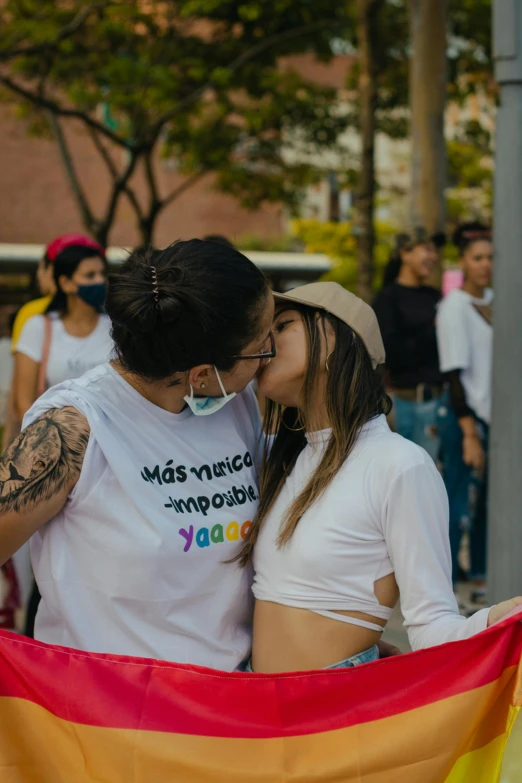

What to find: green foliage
left=236, top=234, right=298, bottom=252
left=446, top=119, right=493, bottom=228
left=291, top=218, right=397, bottom=292
left=341, top=0, right=409, bottom=140
left=447, top=139, right=492, bottom=190
left=343, top=0, right=494, bottom=140
left=0, top=0, right=352, bottom=243
left=0, top=0, right=497, bottom=251
left=448, top=0, right=493, bottom=98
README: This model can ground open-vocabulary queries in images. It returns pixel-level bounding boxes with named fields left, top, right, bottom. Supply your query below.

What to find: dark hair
left=453, top=221, right=492, bottom=256
left=380, top=234, right=411, bottom=288
left=236, top=305, right=392, bottom=565
left=382, top=255, right=402, bottom=287
left=47, top=245, right=107, bottom=315
left=380, top=228, right=446, bottom=291
left=133, top=245, right=160, bottom=257
left=106, top=240, right=269, bottom=380
left=202, top=234, right=235, bottom=248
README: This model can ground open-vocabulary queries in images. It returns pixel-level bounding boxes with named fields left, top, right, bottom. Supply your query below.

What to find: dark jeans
left=437, top=394, right=488, bottom=585
left=394, top=396, right=440, bottom=463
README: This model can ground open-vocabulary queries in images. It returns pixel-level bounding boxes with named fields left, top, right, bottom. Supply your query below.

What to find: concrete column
left=488, top=0, right=522, bottom=601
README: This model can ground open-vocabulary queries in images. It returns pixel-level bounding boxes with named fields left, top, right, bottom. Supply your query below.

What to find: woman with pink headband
left=12, top=233, right=113, bottom=635
left=14, top=234, right=112, bottom=421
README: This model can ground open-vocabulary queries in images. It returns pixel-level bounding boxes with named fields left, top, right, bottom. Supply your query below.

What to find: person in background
left=10, top=241, right=56, bottom=352
left=2, top=235, right=108, bottom=630
left=3, top=239, right=56, bottom=452
left=436, top=222, right=493, bottom=600
left=373, top=229, right=442, bottom=461
left=3, top=234, right=106, bottom=449
left=13, top=235, right=113, bottom=637
left=14, top=238, right=112, bottom=421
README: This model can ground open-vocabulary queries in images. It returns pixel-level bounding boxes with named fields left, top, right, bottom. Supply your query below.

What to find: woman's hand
left=462, top=433, right=485, bottom=472
left=487, top=597, right=522, bottom=627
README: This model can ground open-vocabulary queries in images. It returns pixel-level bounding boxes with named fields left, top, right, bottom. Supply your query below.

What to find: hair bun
left=156, top=292, right=183, bottom=326
left=106, top=239, right=267, bottom=381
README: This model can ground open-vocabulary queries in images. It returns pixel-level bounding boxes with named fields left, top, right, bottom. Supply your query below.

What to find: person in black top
left=373, top=229, right=443, bottom=461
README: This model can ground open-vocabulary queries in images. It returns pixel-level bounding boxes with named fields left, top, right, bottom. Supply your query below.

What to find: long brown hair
left=236, top=305, right=392, bottom=567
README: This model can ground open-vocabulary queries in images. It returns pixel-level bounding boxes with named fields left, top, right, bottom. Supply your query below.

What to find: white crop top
left=252, top=415, right=489, bottom=650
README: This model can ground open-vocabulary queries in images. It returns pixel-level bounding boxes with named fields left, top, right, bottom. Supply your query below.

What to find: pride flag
left=0, top=613, right=520, bottom=782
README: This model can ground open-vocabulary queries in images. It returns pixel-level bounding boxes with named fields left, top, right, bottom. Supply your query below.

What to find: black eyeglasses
left=230, top=331, right=276, bottom=361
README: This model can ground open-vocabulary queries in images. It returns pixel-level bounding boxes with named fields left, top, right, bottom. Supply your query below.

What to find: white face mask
left=183, top=367, right=236, bottom=416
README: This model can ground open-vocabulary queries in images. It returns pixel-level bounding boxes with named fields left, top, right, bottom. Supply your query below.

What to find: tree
left=409, top=0, right=449, bottom=242
left=352, top=0, right=383, bottom=302
left=343, top=0, right=492, bottom=295
left=0, top=0, right=349, bottom=246
left=446, top=0, right=494, bottom=225
left=408, top=0, right=494, bottom=244
left=342, top=0, right=409, bottom=301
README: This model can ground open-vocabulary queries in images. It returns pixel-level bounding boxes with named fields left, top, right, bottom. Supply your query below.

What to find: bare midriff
left=251, top=574, right=399, bottom=673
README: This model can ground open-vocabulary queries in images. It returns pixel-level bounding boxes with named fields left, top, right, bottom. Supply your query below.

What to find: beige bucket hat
left=273, top=282, right=386, bottom=367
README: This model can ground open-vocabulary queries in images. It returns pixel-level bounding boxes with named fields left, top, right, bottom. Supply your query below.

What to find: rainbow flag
left=0, top=613, right=520, bottom=782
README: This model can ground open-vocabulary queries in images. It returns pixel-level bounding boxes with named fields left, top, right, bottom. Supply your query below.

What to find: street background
left=0, top=2, right=521, bottom=780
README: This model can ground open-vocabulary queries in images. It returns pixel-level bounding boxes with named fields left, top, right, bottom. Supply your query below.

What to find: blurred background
left=0, top=2, right=521, bottom=776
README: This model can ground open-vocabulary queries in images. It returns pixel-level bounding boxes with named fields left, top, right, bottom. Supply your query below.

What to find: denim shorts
left=241, top=644, right=379, bottom=673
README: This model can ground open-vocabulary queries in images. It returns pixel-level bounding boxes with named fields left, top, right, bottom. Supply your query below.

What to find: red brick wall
left=0, top=54, right=353, bottom=248
left=0, top=106, right=283, bottom=248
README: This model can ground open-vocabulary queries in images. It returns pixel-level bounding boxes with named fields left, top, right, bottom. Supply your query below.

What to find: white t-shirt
left=436, top=289, right=493, bottom=424
left=16, top=313, right=114, bottom=388
left=23, top=364, right=261, bottom=670
left=253, top=416, right=489, bottom=651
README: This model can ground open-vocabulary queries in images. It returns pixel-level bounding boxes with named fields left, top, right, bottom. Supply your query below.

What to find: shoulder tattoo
left=0, top=407, right=89, bottom=514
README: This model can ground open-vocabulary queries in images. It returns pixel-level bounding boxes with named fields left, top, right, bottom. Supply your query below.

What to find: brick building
left=0, top=54, right=353, bottom=249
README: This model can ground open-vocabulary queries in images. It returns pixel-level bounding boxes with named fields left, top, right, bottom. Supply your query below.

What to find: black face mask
left=76, top=283, right=107, bottom=313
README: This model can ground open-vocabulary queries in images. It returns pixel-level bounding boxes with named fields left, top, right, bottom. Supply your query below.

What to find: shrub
left=291, top=219, right=397, bottom=292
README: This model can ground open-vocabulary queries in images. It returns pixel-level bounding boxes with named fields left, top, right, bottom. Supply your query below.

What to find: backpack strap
left=37, top=315, right=52, bottom=397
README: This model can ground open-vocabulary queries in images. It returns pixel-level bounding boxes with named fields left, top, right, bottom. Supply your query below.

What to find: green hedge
left=291, top=219, right=398, bottom=292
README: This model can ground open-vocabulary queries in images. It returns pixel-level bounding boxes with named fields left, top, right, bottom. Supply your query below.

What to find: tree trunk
left=409, top=0, right=448, bottom=280
left=93, top=223, right=110, bottom=248
left=138, top=214, right=158, bottom=248
left=354, top=0, right=382, bottom=303
left=47, top=112, right=98, bottom=238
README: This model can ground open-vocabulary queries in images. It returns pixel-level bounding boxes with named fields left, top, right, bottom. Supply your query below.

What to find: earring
left=283, top=421, right=305, bottom=432
left=200, top=382, right=207, bottom=389
left=282, top=413, right=305, bottom=432
left=325, top=352, right=333, bottom=372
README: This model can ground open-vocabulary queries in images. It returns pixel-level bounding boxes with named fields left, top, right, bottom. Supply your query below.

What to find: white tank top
left=24, top=364, right=261, bottom=670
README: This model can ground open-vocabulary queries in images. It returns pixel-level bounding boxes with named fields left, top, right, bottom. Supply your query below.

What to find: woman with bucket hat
left=236, top=282, right=522, bottom=673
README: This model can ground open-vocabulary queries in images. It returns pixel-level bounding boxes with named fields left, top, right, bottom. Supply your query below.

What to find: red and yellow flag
left=0, top=613, right=520, bottom=782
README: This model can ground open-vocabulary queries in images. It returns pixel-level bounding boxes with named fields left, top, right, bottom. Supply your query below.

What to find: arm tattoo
left=0, top=408, right=89, bottom=514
